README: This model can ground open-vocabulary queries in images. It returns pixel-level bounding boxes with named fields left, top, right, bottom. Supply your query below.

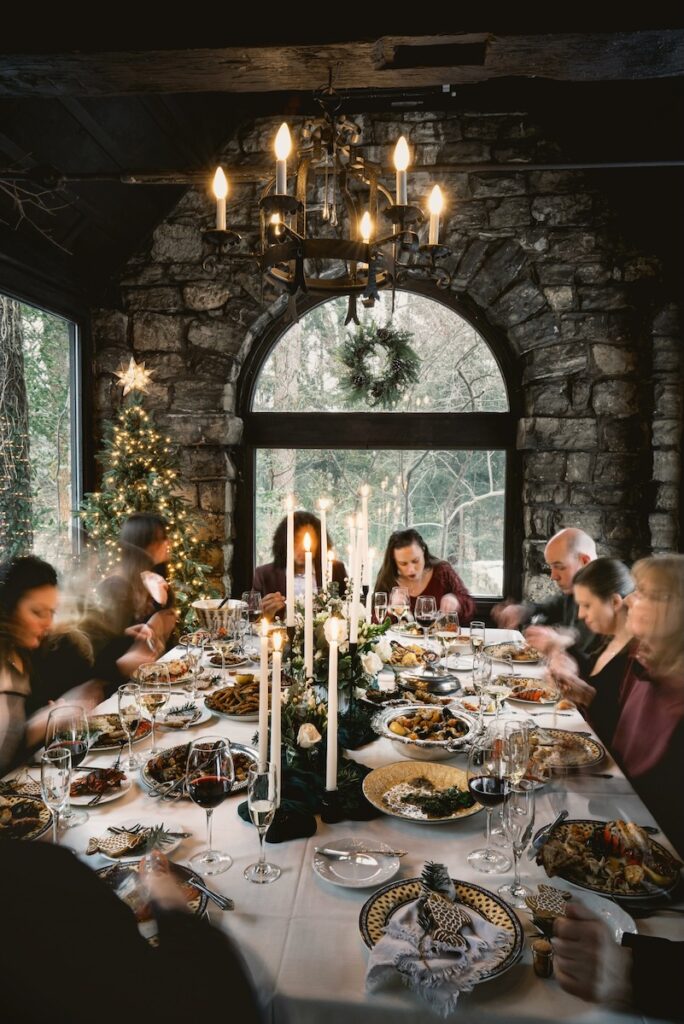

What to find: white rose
left=297, top=723, right=322, bottom=749
left=373, top=636, right=393, bottom=662
left=361, top=651, right=383, bottom=676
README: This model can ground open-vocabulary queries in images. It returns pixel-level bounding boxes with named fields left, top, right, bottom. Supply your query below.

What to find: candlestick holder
left=320, top=788, right=344, bottom=824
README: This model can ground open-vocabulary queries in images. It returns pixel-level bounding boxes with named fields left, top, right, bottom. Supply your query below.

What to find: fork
left=189, top=877, right=234, bottom=911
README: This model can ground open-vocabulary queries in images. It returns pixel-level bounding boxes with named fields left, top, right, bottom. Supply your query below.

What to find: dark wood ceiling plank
left=0, top=32, right=682, bottom=97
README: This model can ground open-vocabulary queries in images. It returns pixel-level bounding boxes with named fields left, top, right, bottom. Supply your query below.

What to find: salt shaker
left=531, top=937, right=554, bottom=978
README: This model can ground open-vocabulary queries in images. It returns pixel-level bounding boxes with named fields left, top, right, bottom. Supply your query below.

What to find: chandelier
left=202, top=85, right=451, bottom=323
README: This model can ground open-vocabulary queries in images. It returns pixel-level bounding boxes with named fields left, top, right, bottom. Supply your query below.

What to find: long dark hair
left=573, top=557, right=634, bottom=600
left=374, top=528, right=439, bottom=595
left=271, top=511, right=333, bottom=585
left=117, top=513, right=171, bottom=618
left=0, top=555, right=58, bottom=655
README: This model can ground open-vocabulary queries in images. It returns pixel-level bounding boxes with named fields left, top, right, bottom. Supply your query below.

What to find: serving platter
left=483, top=642, right=541, bottom=664
left=0, top=791, right=52, bottom=840
left=362, top=760, right=482, bottom=824
left=141, top=740, right=257, bottom=797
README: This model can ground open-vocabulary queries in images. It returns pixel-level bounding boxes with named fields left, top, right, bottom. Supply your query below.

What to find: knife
left=315, top=846, right=407, bottom=858
left=527, top=809, right=569, bottom=859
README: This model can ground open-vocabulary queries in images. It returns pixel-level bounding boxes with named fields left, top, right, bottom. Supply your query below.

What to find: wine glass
left=40, top=747, right=71, bottom=845
left=471, top=652, right=492, bottom=735
left=466, top=726, right=512, bottom=873
left=389, top=586, right=409, bottom=625
left=117, top=683, right=145, bottom=770
left=138, top=666, right=170, bottom=755
left=244, top=763, right=281, bottom=884
left=470, top=620, right=486, bottom=656
left=373, top=591, right=388, bottom=624
left=242, top=591, right=263, bottom=653
left=231, top=603, right=249, bottom=656
left=45, top=705, right=90, bottom=827
left=486, top=660, right=513, bottom=723
left=498, top=780, right=536, bottom=907
left=414, top=595, right=438, bottom=639
left=186, top=736, right=234, bottom=875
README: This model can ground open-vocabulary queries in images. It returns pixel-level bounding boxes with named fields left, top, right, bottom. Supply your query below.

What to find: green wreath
left=337, top=324, right=421, bottom=409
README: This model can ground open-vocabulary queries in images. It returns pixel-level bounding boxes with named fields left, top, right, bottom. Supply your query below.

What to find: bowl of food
left=371, top=703, right=475, bottom=761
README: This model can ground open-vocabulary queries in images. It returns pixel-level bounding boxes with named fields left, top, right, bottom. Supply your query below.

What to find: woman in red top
left=373, top=528, right=475, bottom=623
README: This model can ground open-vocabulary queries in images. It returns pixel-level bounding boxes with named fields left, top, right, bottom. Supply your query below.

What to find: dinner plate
left=0, top=792, right=52, bottom=841
left=359, top=876, right=524, bottom=982
left=94, top=817, right=186, bottom=863
left=88, top=715, right=153, bottom=751
left=141, top=741, right=258, bottom=796
left=483, top=642, right=541, bottom=664
left=313, top=837, right=401, bottom=889
left=70, top=775, right=133, bottom=806
left=207, top=654, right=252, bottom=669
left=392, top=626, right=429, bottom=640
left=362, top=761, right=482, bottom=824
left=450, top=695, right=497, bottom=716
left=534, top=818, right=682, bottom=901
left=96, top=860, right=207, bottom=939
left=528, top=729, right=605, bottom=772
left=157, top=699, right=213, bottom=730
left=203, top=684, right=260, bottom=721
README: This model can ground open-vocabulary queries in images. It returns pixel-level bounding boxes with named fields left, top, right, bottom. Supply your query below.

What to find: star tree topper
left=114, top=357, right=153, bottom=396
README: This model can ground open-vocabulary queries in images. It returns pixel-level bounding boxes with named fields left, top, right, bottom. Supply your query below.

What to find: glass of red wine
left=45, top=704, right=90, bottom=827
left=414, top=595, right=438, bottom=640
left=466, top=725, right=512, bottom=874
left=186, top=736, right=235, bottom=875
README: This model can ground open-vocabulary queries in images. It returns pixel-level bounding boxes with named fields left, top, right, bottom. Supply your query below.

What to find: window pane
left=0, top=293, right=74, bottom=566
left=252, top=291, right=508, bottom=413
left=255, top=448, right=505, bottom=597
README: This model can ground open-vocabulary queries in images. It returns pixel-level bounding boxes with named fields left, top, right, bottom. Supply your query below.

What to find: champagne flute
left=471, top=652, right=492, bottom=734
left=117, top=683, right=145, bottom=770
left=504, top=721, right=532, bottom=786
left=470, top=620, right=486, bottom=657
left=45, top=705, right=90, bottom=827
left=40, top=747, right=71, bottom=844
left=244, top=763, right=281, bottom=884
left=389, top=586, right=409, bottom=625
left=486, top=660, right=512, bottom=723
left=498, top=780, right=536, bottom=907
left=139, top=666, right=170, bottom=755
left=373, top=591, right=388, bottom=624
left=466, top=725, right=512, bottom=874
left=414, top=595, right=438, bottom=640
left=184, top=645, right=203, bottom=699
left=186, top=736, right=234, bottom=875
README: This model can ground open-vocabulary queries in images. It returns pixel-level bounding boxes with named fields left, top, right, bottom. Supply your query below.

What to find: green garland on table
left=337, top=323, right=420, bottom=409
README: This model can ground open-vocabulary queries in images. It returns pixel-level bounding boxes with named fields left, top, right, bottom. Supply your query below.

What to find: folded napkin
left=366, top=891, right=513, bottom=1016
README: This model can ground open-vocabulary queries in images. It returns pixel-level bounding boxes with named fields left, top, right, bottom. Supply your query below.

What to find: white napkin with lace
left=366, top=896, right=512, bottom=1016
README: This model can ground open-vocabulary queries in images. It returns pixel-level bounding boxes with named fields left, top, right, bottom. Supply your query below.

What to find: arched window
left=235, top=289, right=519, bottom=609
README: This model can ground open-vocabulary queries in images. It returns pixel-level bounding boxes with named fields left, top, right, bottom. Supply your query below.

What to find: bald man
left=493, top=528, right=597, bottom=653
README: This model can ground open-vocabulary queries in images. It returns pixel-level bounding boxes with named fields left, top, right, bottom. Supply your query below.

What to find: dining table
left=11, top=627, right=682, bottom=1024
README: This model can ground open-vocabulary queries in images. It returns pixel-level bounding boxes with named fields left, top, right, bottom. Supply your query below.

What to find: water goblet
left=244, top=763, right=281, bottom=884
left=45, top=704, right=90, bottom=827
left=389, top=586, right=409, bottom=625
left=138, top=665, right=170, bottom=755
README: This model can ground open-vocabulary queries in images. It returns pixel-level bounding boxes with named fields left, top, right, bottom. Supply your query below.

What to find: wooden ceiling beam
left=0, top=32, right=683, bottom=98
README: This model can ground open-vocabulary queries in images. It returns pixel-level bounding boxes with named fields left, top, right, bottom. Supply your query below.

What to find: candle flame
left=273, top=631, right=283, bottom=652
left=359, top=211, right=372, bottom=243
left=212, top=166, right=228, bottom=200
left=303, top=532, right=312, bottom=552
left=428, top=184, right=444, bottom=215
left=275, top=123, right=292, bottom=160
left=393, top=136, right=410, bottom=172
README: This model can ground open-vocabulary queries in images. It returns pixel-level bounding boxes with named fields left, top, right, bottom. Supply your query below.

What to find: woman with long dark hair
left=373, top=528, right=475, bottom=622
left=252, top=511, right=347, bottom=620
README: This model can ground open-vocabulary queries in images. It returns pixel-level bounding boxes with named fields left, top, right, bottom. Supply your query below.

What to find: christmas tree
left=80, top=360, right=214, bottom=622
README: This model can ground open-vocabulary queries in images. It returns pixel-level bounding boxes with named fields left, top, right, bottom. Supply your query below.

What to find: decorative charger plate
left=359, top=876, right=524, bottom=982
left=483, top=642, right=541, bottom=664
left=535, top=818, right=682, bottom=901
left=529, top=729, right=605, bottom=772
left=362, top=760, right=482, bottom=824
left=0, top=792, right=52, bottom=840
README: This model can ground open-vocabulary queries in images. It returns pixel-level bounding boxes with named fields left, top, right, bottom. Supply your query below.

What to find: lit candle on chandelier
left=394, top=136, right=410, bottom=206
left=270, top=630, right=282, bottom=806
left=428, top=184, right=444, bottom=245
left=212, top=167, right=228, bottom=231
left=303, top=532, right=314, bottom=678
left=318, top=498, right=329, bottom=592
left=274, top=123, right=292, bottom=195
left=359, top=211, right=372, bottom=244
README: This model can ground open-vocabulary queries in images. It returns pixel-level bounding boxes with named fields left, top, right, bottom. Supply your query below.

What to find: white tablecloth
left=19, top=628, right=682, bottom=1024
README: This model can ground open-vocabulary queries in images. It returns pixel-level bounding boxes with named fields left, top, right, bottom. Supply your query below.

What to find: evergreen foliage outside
left=80, top=400, right=214, bottom=622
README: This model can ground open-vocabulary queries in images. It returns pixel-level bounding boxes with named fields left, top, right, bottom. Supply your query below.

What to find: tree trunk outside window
left=0, top=296, right=32, bottom=558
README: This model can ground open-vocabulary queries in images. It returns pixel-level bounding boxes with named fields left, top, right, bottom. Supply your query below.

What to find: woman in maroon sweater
left=373, top=528, right=475, bottom=623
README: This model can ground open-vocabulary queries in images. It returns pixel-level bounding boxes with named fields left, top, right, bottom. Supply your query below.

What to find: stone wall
left=90, top=110, right=682, bottom=600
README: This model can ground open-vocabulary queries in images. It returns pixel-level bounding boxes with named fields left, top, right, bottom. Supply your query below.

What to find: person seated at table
left=541, top=558, right=636, bottom=745
left=553, top=899, right=684, bottom=1021
left=373, top=528, right=475, bottom=622
left=252, top=511, right=347, bottom=620
left=608, top=554, right=684, bottom=857
left=0, top=839, right=263, bottom=1024
left=0, top=556, right=101, bottom=774
left=493, top=526, right=597, bottom=655
left=98, top=512, right=177, bottom=654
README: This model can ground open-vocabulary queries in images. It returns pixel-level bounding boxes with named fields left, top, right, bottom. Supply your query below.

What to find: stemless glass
left=139, top=667, right=170, bottom=755
left=40, top=747, right=71, bottom=844
left=117, top=683, right=145, bottom=770
left=373, top=591, right=388, bottom=624
left=498, top=780, right=536, bottom=907
left=186, top=736, right=234, bottom=875
left=414, top=595, right=438, bottom=639
left=389, top=586, right=410, bottom=624
left=45, top=705, right=90, bottom=827
left=467, top=726, right=512, bottom=874
left=244, top=763, right=281, bottom=884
